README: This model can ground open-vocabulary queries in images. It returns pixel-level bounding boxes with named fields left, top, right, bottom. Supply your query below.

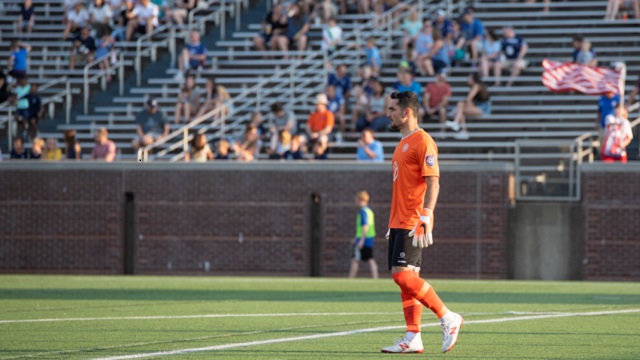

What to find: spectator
left=447, top=19, right=467, bottom=66
left=433, top=9, right=453, bottom=41
left=132, top=98, right=169, bottom=150
left=348, top=190, right=379, bottom=279
left=64, top=2, right=90, bottom=40
left=322, top=17, right=342, bottom=56
left=112, top=0, right=134, bottom=41
left=393, top=69, right=422, bottom=98
left=315, top=0, right=338, bottom=23
left=194, top=77, right=217, bottom=116
left=13, top=76, right=31, bottom=138
left=18, top=0, right=36, bottom=34
left=573, top=37, right=598, bottom=67
left=89, top=0, right=113, bottom=38
left=424, top=69, right=451, bottom=126
left=0, top=70, right=11, bottom=104
left=125, top=0, right=159, bottom=41
left=70, top=27, right=96, bottom=70
left=399, top=40, right=418, bottom=76
left=459, top=8, right=484, bottom=63
left=283, top=134, right=305, bottom=160
left=24, top=83, right=44, bottom=141
left=95, top=31, right=116, bottom=83
left=525, top=0, right=551, bottom=13
left=250, top=111, right=269, bottom=142
left=325, top=84, right=345, bottom=136
left=364, top=37, right=382, bottom=75
left=601, top=105, right=633, bottom=162
left=418, top=28, right=449, bottom=76
left=269, top=101, right=297, bottom=134
left=176, top=31, right=207, bottom=79
left=479, top=29, right=501, bottom=78
left=253, top=3, right=286, bottom=52
left=213, top=85, right=233, bottom=121
left=328, top=64, right=352, bottom=98
left=30, top=137, right=43, bottom=159
left=494, top=26, right=528, bottom=87
left=358, top=78, right=389, bottom=132
left=312, top=138, right=329, bottom=160
left=597, top=91, right=621, bottom=134
left=356, top=129, right=384, bottom=161
left=400, top=11, right=422, bottom=56
left=627, top=74, right=640, bottom=107
left=307, top=93, right=334, bottom=158
left=174, top=74, right=201, bottom=123
left=351, top=65, right=374, bottom=126
left=10, top=138, right=29, bottom=159
left=215, top=139, right=230, bottom=160
left=185, top=133, right=213, bottom=162
left=413, top=21, right=434, bottom=75
left=268, top=129, right=291, bottom=159
left=276, top=2, right=310, bottom=60
left=8, top=41, right=31, bottom=81
left=91, top=127, right=117, bottom=162
left=605, top=0, right=639, bottom=20
left=447, top=73, right=491, bottom=139
left=64, top=129, right=82, bottom=159
left=42, top=138, right=62, bottom=161
left=233, top=124, right=260, bottom=161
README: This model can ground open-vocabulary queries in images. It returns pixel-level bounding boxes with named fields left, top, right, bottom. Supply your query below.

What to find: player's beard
left=389, top=116, right=407, bottom=131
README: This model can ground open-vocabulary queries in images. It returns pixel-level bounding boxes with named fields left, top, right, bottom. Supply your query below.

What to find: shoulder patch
left=426, top=154, right=435, bottom=167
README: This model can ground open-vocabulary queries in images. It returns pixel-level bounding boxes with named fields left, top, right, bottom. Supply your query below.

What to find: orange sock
left=401, top=291, right=422, bottom=333
left=393, top=271, right=449, bottom=319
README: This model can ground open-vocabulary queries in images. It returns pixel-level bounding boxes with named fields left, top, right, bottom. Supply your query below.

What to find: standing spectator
left=325, top=84, right=346, bottom=136
left=132, top=98, right=169, bottom=150
left=601, top=105, right=633, bottom=162
left=322, top=17, right=342, bottom=56
left=42, top=138, right=62, bottom=161
left=125, top=0, right=159, bottom=41
left=276, top=2, right=310, bottom=60
left=69, top=27, right=96, bottom=70
left=174, top=74, right=202, bottom=123
left=400, top=11, right=422, bottom=57
left=215, top=139, right=230, bottom=160
left=253, top=3, right=286, bottom=52
left=89, top=0, right=113, bottom=38
left=13, top=76, right=31, bottom=139
left=597, top=91, right=621, bottom=135
left=459, top=8, right=484, bottom=63
left=364, top=37, right=382, bottom=75
left=10, top=138, right=29, bottom=159
left=328, top=64, right=352, bottom=98
left=283, top=134, right=305, bottom=160
left=176, top=31, right=207, bottom=79
left=424, top=70, right=451, bottom=126
left=18, top=0, right=36, bottom=34
left=64, top=2, right=90, bottom=40
left=433, top=9, right=453, bottom=40
left=96, top=31, right=116, bottom=83
left=448, top=73, right=491, bottom=139
left=185, top=133, right=214, bottom=162
left=494, top=26, right=528, bottom=87
left=30, top=137, right=43, bottom=159
left=307, top=93, right=334, bottom=158
left=479, top=29, right=501, bottom=78
left=393, top=69, right=422, bottom=98
left=91, top=127, right=117, bottom=162
left=25, top=83, right=44, bottom=141
left=358, top=78, right=389, bottom=132
left=605, top=0, right=639, bottom=20
left=356, top=129, right=384, bottom=161
left=112, top=0, right=134, bottom=40
left=8, top=41, right=31, bottom=81
left=348, top=190, right=379, bottom=279
left=64, top=129, right=82, bottom=159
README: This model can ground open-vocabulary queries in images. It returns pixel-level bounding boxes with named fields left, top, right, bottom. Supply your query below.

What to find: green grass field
left=1, top=275, right=640, bottom=360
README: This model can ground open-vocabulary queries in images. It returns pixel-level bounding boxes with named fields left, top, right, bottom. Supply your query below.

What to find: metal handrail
left=135, top=24, right=176, bottom=85
left=83, top=50, right=126, bottom=114
left=187, top=0, right=237, bottom=39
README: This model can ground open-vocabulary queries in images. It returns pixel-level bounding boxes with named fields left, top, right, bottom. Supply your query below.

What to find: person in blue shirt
left=598, top=92, right=621, bottom=130
left=393, top=69, right=422, bottom=98
left=325, top=84, right=346, bottom=135
left=8, top=41, right=31, bottom=80
left=356, top=129, right=384, bottom=162
left=327, top=64, right=352, bottom=98
left=349, top=190, right=379, bottom=279
left=459, top=8, right=483, bottom=62
left=494, top=26, right=528, bottom=87
left=177, top=30, right=207, bottom=78
left=365, top=37, right=382, bottom=75
left=433, top=9, right=452, bottom=39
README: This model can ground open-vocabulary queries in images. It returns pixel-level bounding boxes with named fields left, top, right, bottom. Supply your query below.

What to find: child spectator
left=575, top=40, right=597, bottom=67
left=30, top=137, right=43, bottom=159
left=494, top=26, right=528, bottom=87
left=424, top=70, right=451, bottom=126
left=10, top=138, right=29, bottom=159
left=601, top=105, right=633, bottom=162
left=185, top=133, right=213, bottom=162
left=18, top=0, right=36, bottom=34
left=174, top=74, right=201, bottom=123
left=572, top=35, right=596, bottom=65
left=322, top=17, right=342, bottom=56
left=176, top=31, right=207, bottom=79
left=42, top=138, right=62, bottom=161
left=253, top=3, right=286, bottom=52
left=479, top=29, right=501, bottom=78
left=215, top=139, right=230, bottom=160
left=25, top=83, right=43, bottom=140
left=70, top=27, right=96, bottom=70
left=356, top=129, right=384, bottom=161
left=64, top=2, right=90, bottom=40
left=8, top=41, right=31, bottom=81
left=328, top=64, right=352, bottom=98
left=276, top=2, right=310, bottom=60
left=268, top=129, right=292, bottom=159
left=283, top=134, right=304, bottom=160
left=89, top=0, right=113, bottom=38
left=365, top=37, right=382, bottom=75
left=91, top=127, right=117, bottom=162
left=64, top=129, right=83, bottom=159
left=348, top=190, right=379, bottom=279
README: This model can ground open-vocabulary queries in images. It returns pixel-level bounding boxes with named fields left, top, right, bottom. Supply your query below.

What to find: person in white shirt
left=64, top=2, right=90, bottom=39
left=322, top=17, right=342, bottom=56
left=89, top=0, right=113, bottom=37
left=125, top=0, right=159, bottom=40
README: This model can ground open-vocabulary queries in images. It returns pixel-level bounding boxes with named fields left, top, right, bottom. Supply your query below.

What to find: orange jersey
left=389, top=130, right=439, bottom=230
left=307, top=110, right=335, bottom=133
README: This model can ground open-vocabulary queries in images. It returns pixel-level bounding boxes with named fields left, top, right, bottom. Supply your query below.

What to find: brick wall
left=0, top=162, right=512, bottom=278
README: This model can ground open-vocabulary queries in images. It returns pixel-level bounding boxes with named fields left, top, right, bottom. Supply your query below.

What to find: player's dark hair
left=390, top=91, right=420, bottom=118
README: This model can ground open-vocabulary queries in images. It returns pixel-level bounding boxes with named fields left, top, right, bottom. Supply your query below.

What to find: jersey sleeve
left=417, top=135, right=440, bottom=178
left=360, top=209, right=368, bottom=226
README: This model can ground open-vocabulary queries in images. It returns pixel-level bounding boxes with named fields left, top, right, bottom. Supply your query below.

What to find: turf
left=1, top=275, right=639, bottom=359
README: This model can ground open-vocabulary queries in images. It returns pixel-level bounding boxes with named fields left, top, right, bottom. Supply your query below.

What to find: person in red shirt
left=423, top=70, right=452, bottom=126
left=381, top=91, right=463, bottom=355
left=306, top=93, right=334, bottom=159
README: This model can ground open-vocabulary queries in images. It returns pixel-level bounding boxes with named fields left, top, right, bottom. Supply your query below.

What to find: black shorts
left=353, top=246, right=373, bottom=261
left=388, top=229, right=421, bottom=270
left=432, top=59, right=448, bottom=73
left=135, top=24, right=148, bottom=35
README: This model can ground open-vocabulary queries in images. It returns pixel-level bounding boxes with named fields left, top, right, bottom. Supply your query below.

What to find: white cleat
left=381, top=335, right=424, bottom=354
left=441, top=312, right=464, bottom=353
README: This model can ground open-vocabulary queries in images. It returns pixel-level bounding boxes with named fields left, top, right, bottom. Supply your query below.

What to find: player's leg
left=348, top=259, right=359, bottom=278
left=367, top=258, right=378, bottom=279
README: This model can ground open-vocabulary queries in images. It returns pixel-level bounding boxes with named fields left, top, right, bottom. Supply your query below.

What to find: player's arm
left=358, top=225, right=368, bottom=249
left=424, top=176, right=440, bottom=211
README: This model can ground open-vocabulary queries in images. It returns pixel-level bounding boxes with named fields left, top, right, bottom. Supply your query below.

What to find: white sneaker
left=454, top=131, right=470, bottom=140
left=173, top=72, right=184, bottom=81
left=445, top=121, right=460, bottom=132
left=440, top=312, right=463, bottom=353
left=381, top=334, right=424, bottom=354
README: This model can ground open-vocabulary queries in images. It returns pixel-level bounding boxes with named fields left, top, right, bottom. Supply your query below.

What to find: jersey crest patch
left=426, top=155, right=435, bottom=167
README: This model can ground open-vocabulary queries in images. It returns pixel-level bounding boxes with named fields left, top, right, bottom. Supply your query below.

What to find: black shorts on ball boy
left=388, top=229, right=421, bottom=270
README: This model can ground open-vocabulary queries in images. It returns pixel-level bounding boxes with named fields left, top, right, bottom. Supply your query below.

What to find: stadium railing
left=83, top=51, right=127, bottom=114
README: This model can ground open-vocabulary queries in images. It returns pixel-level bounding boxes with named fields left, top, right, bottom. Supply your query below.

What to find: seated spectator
left=459, top=8, right=484, bottom=63
left=269, top=102, right=297, bottom=149
left=328, top=64, right=352, bottom=98
left=575, top=40, right=595, bottom=66
left=132, top=98, right=169, bottom=150
left=597, top=91, right=621, bottom=134
left=494, top=26, right=528, bottom=87
left=8, top=41, right=31, bottom=82
left=185, top=133, right=213, bottom=162
left=268, top=129, right=291, bottom=159
left=174, top=74, right=201, bottom=123
left=479, top=29, right=501, bottom=78
left=112, top=0, right=134, bottom=41
left=393, top=69, right=422, bottom=98
left=601, top=105, right=633, bottom=162
left=250, top=111, right=269, bottom=141
left=357, top=78, right=389, bottom=132
left=70, top=27, right=96, bottom=70
left=30, top=137, right=43, bottom=159
left=400, top=11, right=422, bottom=56
left=42, top=138, right=62, bottom=161
left=399, top=41, right=418, bottom=76
left=10, top=138, right=30, bottom=159
left=283, top=134, right=305, bottom=160
left=213, top=85, right=233, bottom=120
left=165, top=0, right=197, bottom=26
left=233, top=124, right=260, bottom=161
left=95, top=31, right=116, bottom=82
left=351, top=66, right=374, bottom=126
left=325, top=84, right=345, bottom=136
left=177, top=31, right=207, bottom=79
left=276, top=2, right=310, bottom=59
left=64, top=129, right=82, bottom=159
left=24, top=83, right=44, bottom=140
left=89, top=0, right=113, bottom=38
left=253, top=3, right=287, bottom=52
left=447, top=73, right=491, bottom=139
left=91, top=127, right=117, bottom=162
left=433, top=9, right=453, bottom=41
left=307, top=94, right=334, bottom=158
left=322, top=17, right=342, bottom=56
left=571, top=35, right=597, bottom=66
left=424, top=69, right=451, bottom=126
left=525, top=0, right=551, bottom=13
left=447, top=19, right=467, bottom=66
left=13, top=77, right=31, bottom=139
left=364, top=37, right=382, bottom=75
left=605, top=0, right=639, bottom=19
left=64, top=2, right=90, bottom=40
left=195, top=77, right=217, bottom=116
left=125, top=0, right=159, bottom=41
left=418, top=28, right=449, bottom=76
left=18, top=0, right=36, bottom=34
left=215, top=139, right=230, bottom=160
left=356, top=129, right=384, bottom=161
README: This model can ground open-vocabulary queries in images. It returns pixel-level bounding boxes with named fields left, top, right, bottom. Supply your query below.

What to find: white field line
left=91, top=309, right=640, bottom=360
left=0, top=312, right=400, bottom=324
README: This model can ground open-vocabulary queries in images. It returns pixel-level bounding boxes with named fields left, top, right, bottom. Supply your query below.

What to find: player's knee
left=392, top=271, right=414, bottom=288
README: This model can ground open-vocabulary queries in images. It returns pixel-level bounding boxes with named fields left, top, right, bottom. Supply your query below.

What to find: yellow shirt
left=42, top=149, right=62, bottom=161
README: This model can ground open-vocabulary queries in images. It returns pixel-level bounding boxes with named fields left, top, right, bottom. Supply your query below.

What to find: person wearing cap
left=494, top=26, right=528, bottom=87
left=459, top=8, right=484, bottom=63
left=306, top=93, right=335, bottom=158
left=433, top=9, right=453, bottom=40
left=424, top=69, right=451, bottom=127
left=91, top=127, right=117, bottom=162
left=132, top=98, right=169, bottom=150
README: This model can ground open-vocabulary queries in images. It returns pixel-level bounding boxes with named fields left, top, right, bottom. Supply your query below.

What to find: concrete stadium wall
left=0, top=162, right=511, bottom=279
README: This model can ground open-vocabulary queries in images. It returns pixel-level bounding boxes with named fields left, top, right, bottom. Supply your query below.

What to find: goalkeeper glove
left=385, top=229, right=390, bottom=240
left=408, top=208, right=434, bottom=248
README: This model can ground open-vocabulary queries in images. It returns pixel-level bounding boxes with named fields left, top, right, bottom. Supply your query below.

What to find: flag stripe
left=542, top=59, right=621, bottom=95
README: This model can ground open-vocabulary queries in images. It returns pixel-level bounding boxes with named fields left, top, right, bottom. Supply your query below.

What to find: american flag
left=541, top=59, right=622, bottom=95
